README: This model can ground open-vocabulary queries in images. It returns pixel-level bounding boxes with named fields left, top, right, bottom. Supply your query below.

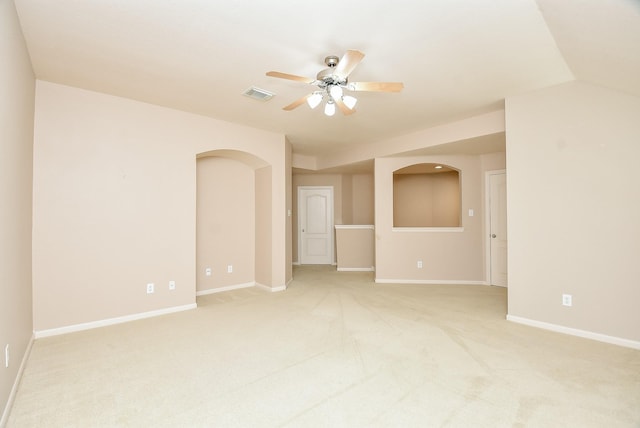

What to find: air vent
left=243, top=86, right=274, bottom=101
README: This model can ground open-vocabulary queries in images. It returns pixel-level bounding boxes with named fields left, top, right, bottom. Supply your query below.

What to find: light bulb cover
left=329, top=85, right=343, bottom=99
left=324, top=100, right=336, bottom=116
left=307, top=92, right=323, bottom=109
left=343, top=95, right=357, bottom=110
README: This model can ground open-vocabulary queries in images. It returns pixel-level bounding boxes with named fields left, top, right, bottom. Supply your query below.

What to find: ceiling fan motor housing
left=315, top=55, right=347, bottom=87
left=316, top=69, right=347, bottom=86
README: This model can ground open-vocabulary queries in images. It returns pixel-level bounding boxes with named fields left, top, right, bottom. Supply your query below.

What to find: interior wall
left=375, top=155, right=484, bottom=282
left=32, top=81, right=288, bottom=332
left=506, top=81, right=640, bottom=342
left=341, top=174, right=354, bottom=224
left=317, top=111, right=505, bottom=170
left=480, top=152, right=507, bottom=172
left=255, top=166, right=272, bottom=287
left=351, top=174, right=375, bottom=224
left=0, top=1, right=35, bottom=421
left=284, top=142, right=293, bottom=284
left=196, top=157, right=255, bottom=291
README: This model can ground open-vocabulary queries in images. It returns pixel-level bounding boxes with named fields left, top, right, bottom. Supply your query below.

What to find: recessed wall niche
left=393, top=163, right=461, bottom=227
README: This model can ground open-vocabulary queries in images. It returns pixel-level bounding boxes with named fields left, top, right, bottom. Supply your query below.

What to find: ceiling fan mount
left=266, top=50, right=403, bottom=116
left=324, top=55, right=340, bottom=68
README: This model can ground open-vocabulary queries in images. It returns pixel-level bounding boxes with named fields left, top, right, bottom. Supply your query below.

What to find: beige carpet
left=7, top=266, right=640, bottom=427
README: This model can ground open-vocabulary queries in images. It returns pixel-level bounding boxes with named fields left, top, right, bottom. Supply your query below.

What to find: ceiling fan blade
left=334, top=50, right=365, bottom=78
left=266, top=71, right=315, bottom=84
left=334, top=97, right=356, bottom=116
left=282, top=94, right=311, bottom=111
left=348, top=81, right=404, bottom=92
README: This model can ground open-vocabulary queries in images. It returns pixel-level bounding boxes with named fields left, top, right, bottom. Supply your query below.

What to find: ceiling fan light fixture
left=343, top=95, right=357, bottom=110
left=266, top=50, right=403, bottom=116
left=324, top=100, right=336, bottom=116
left=307, top=92, right=323, bottom=109
left=329, top=85, right=343, bottom=99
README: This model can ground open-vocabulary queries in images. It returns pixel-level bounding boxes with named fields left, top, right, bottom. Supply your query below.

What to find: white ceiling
left=13, top=0, right=640, bottom=161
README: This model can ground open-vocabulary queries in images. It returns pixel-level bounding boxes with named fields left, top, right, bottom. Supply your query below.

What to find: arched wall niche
left=392, top=162, right=461, bottom=228
left=196, top=149, right=272, bottom=293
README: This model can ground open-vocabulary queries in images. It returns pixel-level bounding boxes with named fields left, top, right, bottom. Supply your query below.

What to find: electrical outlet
left=205, top=267, right=212, bottom=276
left=146, top=283, right=154, bottom=294
left=417, top=260, right=423, bottom=269
left=562, top=294, right=572, bottom=307
left=5, top=344, right=9, bottom=368
left=169, top=280, right=176, bottom=290
left=227, top=265, right=233, bottom=273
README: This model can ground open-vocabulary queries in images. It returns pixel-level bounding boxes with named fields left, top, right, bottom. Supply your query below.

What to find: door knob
left=491, top=234, right=497, bottom=238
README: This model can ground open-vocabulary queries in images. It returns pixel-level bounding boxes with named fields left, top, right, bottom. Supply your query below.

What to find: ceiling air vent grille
left=243, top=86, right=274, bottom=101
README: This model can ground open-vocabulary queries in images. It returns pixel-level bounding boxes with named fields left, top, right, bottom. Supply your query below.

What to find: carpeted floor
left=7, top=266, right=640, bottom=427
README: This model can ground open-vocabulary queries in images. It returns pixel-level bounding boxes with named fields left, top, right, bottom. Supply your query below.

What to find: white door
left=489, top=172, right=508, bottom=287
left=299, top=187, right=334, bottom=265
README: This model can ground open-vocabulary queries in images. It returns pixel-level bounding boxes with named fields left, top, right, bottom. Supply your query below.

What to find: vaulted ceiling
left=13, top=0, right=640, bottom=160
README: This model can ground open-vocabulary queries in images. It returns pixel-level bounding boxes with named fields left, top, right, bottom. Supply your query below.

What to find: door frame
left=297, top=186, right=335, bottom=265
left=484, top=169, right=507, bottom=286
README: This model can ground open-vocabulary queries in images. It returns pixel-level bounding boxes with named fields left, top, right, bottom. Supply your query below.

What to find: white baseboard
left=256, top=283, right=287, bottom=293
left=34, top=303, right=197, bottom=339
left=507, top=315, right=640, bottom=350
left=197, top=281, right=287, bottom=295
left=337, top=267, right=375, bottom=272
left=375, top=279, right=487, bottom=285
left=1, top=333, right=35, bottom=427
left=196, top=282, right=255, bottom=296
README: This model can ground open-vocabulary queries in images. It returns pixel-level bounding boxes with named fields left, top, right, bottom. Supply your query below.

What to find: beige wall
left=32, top=81, right=289, bottom=331
left=506, top=81, right=640, bottom=342
left=284, top=141, right=293, bottom=284
left=0, top=1, right=35, bottom=421
left=255, top=166, right=273, bottom=286
left=196, top=157, right=255, bottom=291
left=335, top=226, right=375, bottom=270
left=480, top=152, right=506, bottom=172
left=351, top=174, right=375, bottom=225
left=317, top=111, right=505, bottom=170
left=375, top=155, right=485, bottom=282
left=341, top=174, right=353, bottom=224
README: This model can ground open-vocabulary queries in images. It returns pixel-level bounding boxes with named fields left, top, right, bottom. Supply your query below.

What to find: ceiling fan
left=266, top=50, right=404, bottom=116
